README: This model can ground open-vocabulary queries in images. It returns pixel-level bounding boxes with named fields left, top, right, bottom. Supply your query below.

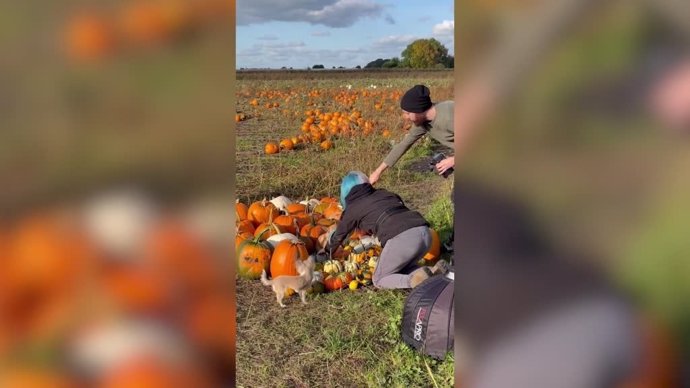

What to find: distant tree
left=443, top=55, right=454, bottom=68
left=382, top=57, right=401, bottom=68
left=355, top=65, right=361, bottom=69
left=312, top=64, right=325, bottom=69
left=289, top=67, right=293, bottom=70
left=281, top=66, right=287, bottom=69
left=338, top=66, right=344, bottom=69
left=400, top=38, right=451, bottom=68
left=365, top=58, right=388, bottom=68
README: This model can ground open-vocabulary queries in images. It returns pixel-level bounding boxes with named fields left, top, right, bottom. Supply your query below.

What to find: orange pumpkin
left=235, top=231, right=253, bottom=250
left=99, top=356, right=212, bottom=388
left=316, top=218, right=336, bottom=228
left=293, top=213, right=312, bottom=230
left=324, top=272, right=353, bottom=291
left=184, top=294, right=234, bottom=358
left=247, top=199, right=277, bottom=226
left=253, top=222, right=282, bottom=240
left=320, top=196, right=339, bottom=204
left=423, top=229, right=441, bottom=261
left=286, top=203, right=307, bottom=215
left=264, top=142, right=279, bottom=154
left=319, top=140, right=334, bottom=151
left=0, top=367, right=77, bottom=388
left=5, top=214, right=83, bottom=297
left=279, top=139, right=294, bottom=150
left=269, top=240, right=309, bottom=278
left=300, top=223, right=326, bottom=245
left=118, top=1, right=170, bottom=47
left=235, top=199, right=248, bottom=221
left=143, top=219, right=221, bottom=293
left=236, top=219, right=255, bottom=235
left=237, top=236, right=272, bottom=279
left=101, top=263, right=172, bottom=314
left=65, top=11, right=116, bottom=61
left=322, top=203, right=342, bottom=220
left=273, top=215, right=297, bottom=235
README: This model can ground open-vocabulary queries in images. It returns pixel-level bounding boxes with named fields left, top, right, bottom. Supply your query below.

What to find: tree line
left=364, top=38, right=453, bottom=69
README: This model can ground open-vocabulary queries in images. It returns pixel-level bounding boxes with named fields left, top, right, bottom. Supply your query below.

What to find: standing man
left=368, top=84, right=455, bottom=185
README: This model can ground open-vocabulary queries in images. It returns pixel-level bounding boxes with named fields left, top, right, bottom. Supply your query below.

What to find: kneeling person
left=325, top=171, right=445, bottom=289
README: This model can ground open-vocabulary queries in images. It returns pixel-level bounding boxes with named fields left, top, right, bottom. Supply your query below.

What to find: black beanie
left=400, top=85, right=432, bottom=113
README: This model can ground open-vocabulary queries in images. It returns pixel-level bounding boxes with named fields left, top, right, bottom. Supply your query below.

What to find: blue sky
left=236, top=0, right=454, bottom=69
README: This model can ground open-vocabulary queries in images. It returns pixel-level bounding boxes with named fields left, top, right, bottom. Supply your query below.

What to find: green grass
left=236, top=280, right=454, bottom=388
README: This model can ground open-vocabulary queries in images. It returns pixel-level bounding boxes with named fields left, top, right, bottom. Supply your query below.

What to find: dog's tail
left=260, top=270, right=272, bottom=286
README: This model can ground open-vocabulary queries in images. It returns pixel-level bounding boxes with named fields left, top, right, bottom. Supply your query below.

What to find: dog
left=261, top=255, right=315, bottom=308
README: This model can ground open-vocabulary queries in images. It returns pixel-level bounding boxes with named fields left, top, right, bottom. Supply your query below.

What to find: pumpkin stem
left=254, top=226, right=271, bottom=242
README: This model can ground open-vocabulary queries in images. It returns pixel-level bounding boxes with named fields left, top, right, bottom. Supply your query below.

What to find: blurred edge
left=455, top=0, right=689, bottom=387
left=1, top=0, right=237, bottom=386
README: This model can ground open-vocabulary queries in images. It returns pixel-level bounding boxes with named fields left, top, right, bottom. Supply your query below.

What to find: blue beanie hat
left=340, top=171, right=369, bottom=209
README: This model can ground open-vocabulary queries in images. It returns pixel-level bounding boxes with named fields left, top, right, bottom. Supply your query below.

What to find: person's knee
left=372, top=271, right=383, bottom=288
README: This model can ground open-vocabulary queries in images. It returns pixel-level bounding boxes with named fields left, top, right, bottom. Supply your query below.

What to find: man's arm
left=370, top=126, right=427, bottom=185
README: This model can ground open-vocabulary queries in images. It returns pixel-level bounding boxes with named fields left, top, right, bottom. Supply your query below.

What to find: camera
left=429, top=152, right=454, bottom=178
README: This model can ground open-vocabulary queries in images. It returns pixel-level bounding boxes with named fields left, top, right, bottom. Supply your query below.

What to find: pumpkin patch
left=236, top=195, right=395, bottom=292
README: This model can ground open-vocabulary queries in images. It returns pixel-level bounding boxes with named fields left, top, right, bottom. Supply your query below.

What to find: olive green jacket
left=383, top=101, right=454, bottom=167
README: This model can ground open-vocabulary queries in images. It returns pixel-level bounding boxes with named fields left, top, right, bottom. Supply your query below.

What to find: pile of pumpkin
left=0, top=199, right=233, bottom=387
left=63, top=0, right=232, bottom=62
left=236, top=195, right=441, bottom=293
left=261, top=109, right=390, bottom=155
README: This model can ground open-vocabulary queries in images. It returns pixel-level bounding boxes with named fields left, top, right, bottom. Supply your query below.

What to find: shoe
left=409, top=267, right=433, bottom=288
left=431, top=260, right=450, bottom=275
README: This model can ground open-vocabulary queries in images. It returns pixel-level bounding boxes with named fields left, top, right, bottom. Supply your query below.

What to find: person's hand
left=368, top=169, right=382, bottom=186
left=315, top=249, right=329, bottom=263
left=435, top=156, right=455, bottom=175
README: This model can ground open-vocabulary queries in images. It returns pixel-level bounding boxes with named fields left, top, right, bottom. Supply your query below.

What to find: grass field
left=234, top=69, right=455, bottom=387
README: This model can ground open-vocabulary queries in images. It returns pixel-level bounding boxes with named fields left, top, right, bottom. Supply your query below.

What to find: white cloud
left=237, top=0, right=385, bottom=28
left=432, top=20, right=454, bottom=36
left=372, top=35, right=418, bottom=49
left=257, top=34, right=279, bottom=41
left=260, top=41, right=306, bottom=49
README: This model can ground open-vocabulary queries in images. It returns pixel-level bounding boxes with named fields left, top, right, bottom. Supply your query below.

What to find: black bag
left=401, top=272, right=454, bottom=360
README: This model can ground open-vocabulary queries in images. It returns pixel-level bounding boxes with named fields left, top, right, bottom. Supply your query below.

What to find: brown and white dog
left=261, top=255, right=315, bottom=308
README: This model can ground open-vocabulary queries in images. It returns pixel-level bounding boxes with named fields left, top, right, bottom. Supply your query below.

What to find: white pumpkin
left=266, top=233, right=300, bottom=249
left=299, top=198, right=320, bottom=212
left=344, top=259, right=359, bottom=274
left=82, top=189, right=157, bottom=260
left=323, top=259, right=343, bottom=274
left=270, top=195, right=293, bottom=213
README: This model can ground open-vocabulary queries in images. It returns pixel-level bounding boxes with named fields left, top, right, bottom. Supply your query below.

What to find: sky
left=236, top=0, right=454, bottom=69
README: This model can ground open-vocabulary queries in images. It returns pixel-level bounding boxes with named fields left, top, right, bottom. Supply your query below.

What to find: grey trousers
left=373, top=226, right=432, bottom=289
left=466, top=295, right=641, bottom=388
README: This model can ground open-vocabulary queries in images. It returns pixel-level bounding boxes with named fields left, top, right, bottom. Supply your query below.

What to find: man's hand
left=369, top=163, right=388, bottom=186
left=435, top=156, right=455, bottom=175
left=368, top=170, right=382, bottom=186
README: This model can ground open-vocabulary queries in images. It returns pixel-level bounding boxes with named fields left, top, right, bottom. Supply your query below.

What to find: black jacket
left=326, top=183, right=429, bottom=251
